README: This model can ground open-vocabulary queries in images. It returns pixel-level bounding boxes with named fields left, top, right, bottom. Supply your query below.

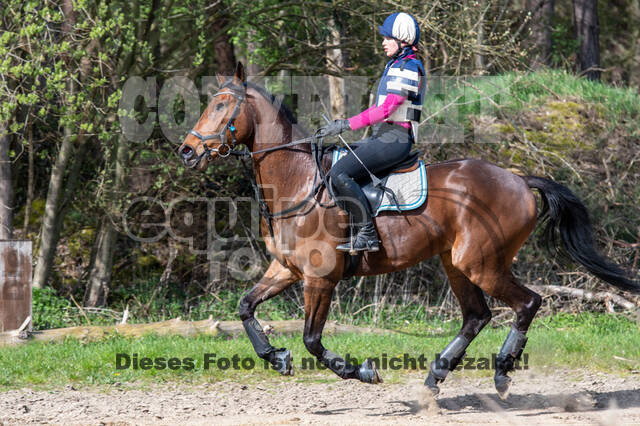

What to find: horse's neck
left=248, top=90, right=316, bottom=208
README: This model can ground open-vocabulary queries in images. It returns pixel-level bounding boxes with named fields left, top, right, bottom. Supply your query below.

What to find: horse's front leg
left=302, top=277, right=382, bottom=384
left=239, top=259, right=299, bottom=375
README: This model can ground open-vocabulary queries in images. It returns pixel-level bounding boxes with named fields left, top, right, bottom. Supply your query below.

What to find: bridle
left=186, top=79, right=319, bottom=164
left=183, top=78, right=335, bottom=237
left=186, top=80, right=247, bottom=164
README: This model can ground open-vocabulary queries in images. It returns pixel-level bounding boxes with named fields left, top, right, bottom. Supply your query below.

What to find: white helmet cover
left=379, top=12, right=420, bottom=46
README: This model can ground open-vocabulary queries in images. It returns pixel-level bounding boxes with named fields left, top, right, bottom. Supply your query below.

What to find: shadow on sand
left=313, top=388, right=640, bottom=417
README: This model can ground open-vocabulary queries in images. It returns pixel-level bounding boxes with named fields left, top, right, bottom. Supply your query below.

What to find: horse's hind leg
left=425, top=251, right=492, bottom=395
left=302, top=276, right=382, bottom=384
left=488, top=271, right=541, bottom=399
left=239, top=259, right=299, bottom=375
left=463, top=264, right=541, bottom=399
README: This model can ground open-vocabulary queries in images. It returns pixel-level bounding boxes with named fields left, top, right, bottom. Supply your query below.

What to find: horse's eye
left=215, top=103, right=224, bottom=111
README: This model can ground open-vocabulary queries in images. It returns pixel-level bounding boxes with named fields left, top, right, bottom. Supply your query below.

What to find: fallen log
left=528, top=285, right=638, bottom=311
left=0, top=317, right=394, bottom=347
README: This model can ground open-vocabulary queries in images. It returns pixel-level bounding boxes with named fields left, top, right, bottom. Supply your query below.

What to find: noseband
left=187, top=80, right=246, bottom=162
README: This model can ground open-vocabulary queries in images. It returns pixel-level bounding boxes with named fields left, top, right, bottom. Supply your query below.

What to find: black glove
left=318, top=119, right=350, bottom=137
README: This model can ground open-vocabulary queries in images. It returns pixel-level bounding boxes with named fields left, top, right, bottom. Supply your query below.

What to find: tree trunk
left=83, top=134, right=128, bottom=307
left=573, top=0, right=601, bottom=80
left=22, top=125, right=34, bottom=235
left=50, top=135, right=87, bottom=252
left=245, top=29, right=263, bottom=77
left=0, top=318, right=397, bottom=347
left=474, top=0, right=487, bottom=73
left=32, top=0, right=78, bottom=288
left=0, top=126, right=13, bottom=240
left=211, top=7, right=236, bottom=75
left=618, top=0, right=640, bottom=86
left=83, top=0, right=157, bottom=307
left=83, top=218, right=117, bottom=307
left=326, top=14, right=345, bottom=118
left=61, top=0, right=76, bottom=34
left=32, top=91, right=76, bottom=289
left=526, top=0, right=555, bottom=68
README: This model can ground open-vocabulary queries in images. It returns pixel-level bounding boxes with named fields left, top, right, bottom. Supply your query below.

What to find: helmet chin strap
left=391, top=42, right=413, bottom=60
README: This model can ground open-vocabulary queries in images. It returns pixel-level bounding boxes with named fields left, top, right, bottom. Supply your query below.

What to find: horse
left=177, top=63, right=639, bottom=398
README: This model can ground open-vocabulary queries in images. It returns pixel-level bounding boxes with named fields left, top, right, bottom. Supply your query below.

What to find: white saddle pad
left=331, top=149, right=428, bottom=215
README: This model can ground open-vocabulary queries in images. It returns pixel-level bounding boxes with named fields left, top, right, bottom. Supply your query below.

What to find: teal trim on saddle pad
left=331, top=149, right=428, bottom=214
left=375, top=160, right=427, bottom=214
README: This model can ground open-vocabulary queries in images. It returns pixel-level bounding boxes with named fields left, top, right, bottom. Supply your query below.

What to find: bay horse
left=178, top=63, right=639, bottom=398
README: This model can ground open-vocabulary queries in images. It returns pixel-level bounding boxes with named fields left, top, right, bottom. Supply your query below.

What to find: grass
left=422, top=69, right=640, bottom=133
left=31, top=282, right=452, bottom=331
left=1, top=313, right=638, bottom=390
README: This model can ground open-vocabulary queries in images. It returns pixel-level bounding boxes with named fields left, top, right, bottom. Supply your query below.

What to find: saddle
left=329, top=148, right=426, bottom=215
left=360, top=151, right=421, bottom=214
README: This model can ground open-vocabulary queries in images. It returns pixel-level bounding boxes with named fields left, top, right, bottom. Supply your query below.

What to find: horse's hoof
left=426, top=384, right=440, bottom=396
left=272, top=349, right=294, bottom=376
left=358, top=358, right=383, bottom=384
left=424, top=372, right=441, bottom=396
left=495, top=374, right=511, bottom=400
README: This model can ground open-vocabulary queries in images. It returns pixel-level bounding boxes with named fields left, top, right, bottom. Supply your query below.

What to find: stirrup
left=336, top=239, right=380, bottom=253
left=336, top=225, right=380, bottom=253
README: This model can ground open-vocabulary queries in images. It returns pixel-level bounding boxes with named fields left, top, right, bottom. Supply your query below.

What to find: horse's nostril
left=180, top=145, right=193, bottom=160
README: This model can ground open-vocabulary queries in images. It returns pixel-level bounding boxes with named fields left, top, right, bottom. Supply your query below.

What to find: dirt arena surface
left=1, top=368, right=639, bottom=425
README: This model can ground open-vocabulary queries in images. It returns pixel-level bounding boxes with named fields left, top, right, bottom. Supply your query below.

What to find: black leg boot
left=331, top=172, right=380, bottom=252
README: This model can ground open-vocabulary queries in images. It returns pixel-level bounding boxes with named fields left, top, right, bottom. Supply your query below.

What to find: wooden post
left=0, top=241, right=32, bottom=332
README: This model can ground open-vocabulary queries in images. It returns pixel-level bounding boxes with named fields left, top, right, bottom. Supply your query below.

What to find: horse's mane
left=246, top=81, right=298, bottom=125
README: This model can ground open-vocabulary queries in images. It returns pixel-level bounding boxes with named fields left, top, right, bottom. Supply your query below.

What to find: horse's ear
left=234, top=62, right=246, bottom=84
left=216, top=73, right=226, bottom=87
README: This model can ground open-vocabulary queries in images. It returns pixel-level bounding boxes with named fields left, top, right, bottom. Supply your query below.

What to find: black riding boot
left=331, top=172, right=380, bottom=252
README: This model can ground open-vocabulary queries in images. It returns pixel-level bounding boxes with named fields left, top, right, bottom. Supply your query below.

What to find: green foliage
left=551, top=22, right=580, bottom=69
left=32, top=287, right=72, bottom=330
left=32, top=287, right=126, bottom=330
left=2, top=0, right=638, bottom=328
left=228, top=0, right=528, bottom=76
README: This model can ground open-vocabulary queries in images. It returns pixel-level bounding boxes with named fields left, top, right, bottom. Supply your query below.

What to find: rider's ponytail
left=411, top=40, right=427, bottom=64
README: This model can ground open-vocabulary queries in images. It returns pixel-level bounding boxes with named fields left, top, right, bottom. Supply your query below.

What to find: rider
left=321, top=12, right=426, bottom=252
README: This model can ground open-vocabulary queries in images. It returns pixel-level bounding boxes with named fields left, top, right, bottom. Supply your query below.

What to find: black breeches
left=328, top=123, right=413, bottom=183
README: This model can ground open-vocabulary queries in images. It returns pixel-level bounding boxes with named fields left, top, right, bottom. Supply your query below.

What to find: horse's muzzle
left=178, top=145, right=202, bottom=168
left=178, top=144, right=194, bottom=161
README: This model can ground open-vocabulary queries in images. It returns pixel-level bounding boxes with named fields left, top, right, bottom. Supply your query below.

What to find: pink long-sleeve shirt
left=347, top=93, right=410, bottom=131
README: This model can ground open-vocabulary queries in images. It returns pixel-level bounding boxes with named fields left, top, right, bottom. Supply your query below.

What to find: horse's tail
left=524, top=175, right=640, bottom=294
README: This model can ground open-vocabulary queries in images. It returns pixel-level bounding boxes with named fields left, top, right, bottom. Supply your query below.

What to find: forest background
left=1, top=0, right=639, bottom=329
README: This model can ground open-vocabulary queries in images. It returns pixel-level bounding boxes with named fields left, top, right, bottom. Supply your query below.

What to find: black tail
left=524, top=175, right=640, bottom=294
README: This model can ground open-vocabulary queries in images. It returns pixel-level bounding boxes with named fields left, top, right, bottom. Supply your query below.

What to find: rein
left=232, top=135, right=317, bottom=157
left=237, top=134, right=333, bottom=239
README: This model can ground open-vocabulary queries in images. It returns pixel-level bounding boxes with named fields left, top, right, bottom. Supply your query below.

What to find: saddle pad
left=331, top=149, right=428, bottom=215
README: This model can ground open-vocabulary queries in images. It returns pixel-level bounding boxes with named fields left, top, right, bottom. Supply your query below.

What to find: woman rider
left=320, top=12, right=426, bottom=252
